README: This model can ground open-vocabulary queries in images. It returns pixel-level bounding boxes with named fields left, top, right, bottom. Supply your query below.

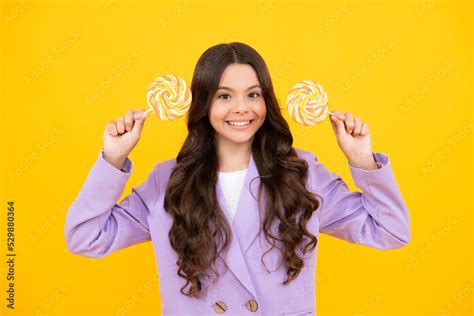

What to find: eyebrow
left=216, top=84, right=262, bottom=91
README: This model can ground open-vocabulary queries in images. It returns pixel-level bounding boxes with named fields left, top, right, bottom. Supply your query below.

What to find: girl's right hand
left=102, top=109, right=147, bottom=170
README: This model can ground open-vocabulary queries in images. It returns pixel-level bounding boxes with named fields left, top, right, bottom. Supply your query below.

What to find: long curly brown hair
left=163, top=42, right=320, bottom=298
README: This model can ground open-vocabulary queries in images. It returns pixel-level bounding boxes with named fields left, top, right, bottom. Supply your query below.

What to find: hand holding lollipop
left=103, top=109, right=148, bottom=170
left=286, top=80, right=378, bottom=169
left=103, top=74, right=192, bottom=171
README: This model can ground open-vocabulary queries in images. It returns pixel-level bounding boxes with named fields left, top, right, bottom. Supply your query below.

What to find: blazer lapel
left=216, top=151, right=263, bottom=299
left=232, top=152, right=263, bottom=255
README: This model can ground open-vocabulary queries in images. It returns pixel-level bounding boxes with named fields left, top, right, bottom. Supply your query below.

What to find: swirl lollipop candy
left=286, top=80, right=334, bottom=126
left=142, top=74, right=192, bottom=120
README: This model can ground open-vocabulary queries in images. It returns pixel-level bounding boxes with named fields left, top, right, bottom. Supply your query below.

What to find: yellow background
left=1, top=0, right=472, bottom=315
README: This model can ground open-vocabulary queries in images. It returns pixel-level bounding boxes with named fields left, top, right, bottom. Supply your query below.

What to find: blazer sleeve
left=308, top=151, right=411, bottom=249
left=64, top=149, right=158, bottom=258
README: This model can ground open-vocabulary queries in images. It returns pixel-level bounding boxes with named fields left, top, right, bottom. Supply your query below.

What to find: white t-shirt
left=218, top=168, right=248, bottom=222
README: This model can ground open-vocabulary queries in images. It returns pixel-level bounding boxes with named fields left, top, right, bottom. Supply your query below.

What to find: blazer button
left=245, top=299, right=258, bottom=312
left=213, top=301, right=227, bottom=314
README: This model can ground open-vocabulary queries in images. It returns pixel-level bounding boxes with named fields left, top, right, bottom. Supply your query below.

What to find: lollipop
left=286, top=80, right=334, bottom=126
left=142, top=74, right=192, bottom=120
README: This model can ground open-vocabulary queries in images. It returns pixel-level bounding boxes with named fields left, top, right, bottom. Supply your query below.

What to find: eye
left=249, top=92, right=260, bottom=98
left=218, top=94, right=230, bottom=100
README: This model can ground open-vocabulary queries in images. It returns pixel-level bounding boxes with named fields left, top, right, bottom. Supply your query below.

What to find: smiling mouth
left=226, top=119, right=253, bottom=126
left=225, top=119, right=255, bottom=129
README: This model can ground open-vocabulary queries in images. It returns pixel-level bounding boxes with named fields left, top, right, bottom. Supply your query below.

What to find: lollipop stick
left=135, top=108, right=152, bottom=119
left=328, top=110, right=334, bottom=116
left=138, top=108, right=152, bottom=118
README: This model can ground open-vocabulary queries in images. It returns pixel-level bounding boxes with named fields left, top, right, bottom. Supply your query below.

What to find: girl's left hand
left=329, top=110, right=376, bottom=167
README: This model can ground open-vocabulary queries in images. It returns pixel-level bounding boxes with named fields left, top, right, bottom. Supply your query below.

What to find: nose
left=232, top=97, right=250, bottom=114
left=232, top=107, right=249, bottom=114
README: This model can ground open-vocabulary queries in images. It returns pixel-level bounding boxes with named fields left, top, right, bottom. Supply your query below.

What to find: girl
left=65, top=42, right=410, bottom=316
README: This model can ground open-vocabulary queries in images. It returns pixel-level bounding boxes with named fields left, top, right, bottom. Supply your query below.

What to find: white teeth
left=227, top=120, right=251, bottom=126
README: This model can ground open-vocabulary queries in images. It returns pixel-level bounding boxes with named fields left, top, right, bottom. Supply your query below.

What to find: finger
left=329, top=115, right=338, bottom=134
left=330, top=114, right=346, bottom=136
left=131, top=110, right=147, bottom=135
left=125, top=109, right=134, bottom=132
left=360, top=123, right=370, bottom=136
left=353, top=117, right=363, bottom=135
left=105, top=122, right=118, bottom=136
left=344, top=112, right=354, bottom=134
left=116, top=116, right=125, bottom=134
left=133, top=109, right=146, bottom=120
left=331, top=110, right=346, bottom=120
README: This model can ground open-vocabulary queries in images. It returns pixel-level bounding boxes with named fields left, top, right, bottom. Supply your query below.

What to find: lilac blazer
left=64, top=147, right=410, bottom=316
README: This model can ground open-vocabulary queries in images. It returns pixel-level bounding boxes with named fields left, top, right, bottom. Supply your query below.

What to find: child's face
left=209, top=63, right=266, bottom=147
